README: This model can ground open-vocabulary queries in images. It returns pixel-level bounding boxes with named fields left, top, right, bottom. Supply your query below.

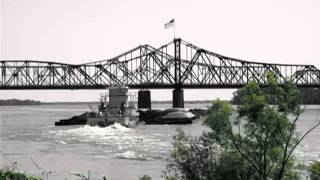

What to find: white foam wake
left=114, top=150, right=148, bottom=161
left=49, top=123, right=132, bottom=144
left=47, top=122, right=172, bottom=160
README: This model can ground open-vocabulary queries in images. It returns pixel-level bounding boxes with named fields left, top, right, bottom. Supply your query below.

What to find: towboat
left=86, top=87, right=139, bottom=127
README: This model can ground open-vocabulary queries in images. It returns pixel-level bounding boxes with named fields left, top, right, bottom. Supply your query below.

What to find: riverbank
left=0, top=99, right=41, bottom=106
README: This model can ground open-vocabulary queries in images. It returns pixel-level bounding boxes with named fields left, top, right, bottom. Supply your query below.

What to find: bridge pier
left=138, top=90, right=151, bottom=109
left=172, top=88, right=184, bottom=108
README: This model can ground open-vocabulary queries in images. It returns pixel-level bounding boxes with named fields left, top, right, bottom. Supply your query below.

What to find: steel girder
left=1, top=39, right=319, bottom=89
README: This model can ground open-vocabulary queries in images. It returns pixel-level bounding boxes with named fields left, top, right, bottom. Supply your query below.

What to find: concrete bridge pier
left=172, top=88, right=184, bottom=108
left=138, top=89, right=151, bottom=109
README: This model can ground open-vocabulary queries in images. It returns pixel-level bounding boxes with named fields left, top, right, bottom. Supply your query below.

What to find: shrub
left=139, top=175, right=152, bottom=180
left=0, top=169, right=42, bottom=180
left=310, top=161, right=320, bottom=180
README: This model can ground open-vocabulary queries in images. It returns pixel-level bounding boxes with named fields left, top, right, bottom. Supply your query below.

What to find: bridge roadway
left=1, top=39, right=320, bottom=107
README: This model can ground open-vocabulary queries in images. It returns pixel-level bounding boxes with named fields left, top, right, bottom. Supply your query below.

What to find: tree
left=164, top=130, right=218, bottom=180
left=310, top=161, right=320, bottom=180
left=139, top=174, right=152, bottom=180
left=206, top=73, right=320, bottom=180
left=163, top=129, right=256, bottom=180
left=164, top=73, right=320, bottom=180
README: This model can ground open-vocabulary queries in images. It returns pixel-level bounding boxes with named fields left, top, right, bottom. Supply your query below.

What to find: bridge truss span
left=1, top=38, right=319, bottom=89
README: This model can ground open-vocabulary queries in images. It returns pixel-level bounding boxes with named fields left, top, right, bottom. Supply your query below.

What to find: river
left=0, top=103, right=319, bottom=180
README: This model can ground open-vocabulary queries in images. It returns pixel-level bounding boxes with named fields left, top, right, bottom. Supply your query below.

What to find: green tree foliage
left=233, top=87, right=320, bottom=105
left=163, top=129, right=256, bottom=180
left=310, top=161, right=320, bottom=180
left=0, top=170, right=42, bottom=180
left=164, top=73, right=320, bottom=180
left=139, top=175, right=152, bottom=180
left=164, top=130, right=219, bottom=180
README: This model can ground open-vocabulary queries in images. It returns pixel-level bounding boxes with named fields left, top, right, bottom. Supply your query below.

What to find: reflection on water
left=0, top=104, right=319, bottom=180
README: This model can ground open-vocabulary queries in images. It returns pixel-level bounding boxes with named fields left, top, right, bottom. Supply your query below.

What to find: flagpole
left=164, top=18, right=175, bottom=40
left=174, top=23, right=176, bottom=39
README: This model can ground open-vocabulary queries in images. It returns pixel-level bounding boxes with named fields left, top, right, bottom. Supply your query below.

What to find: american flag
left=164, top=19, right=174, bottom=29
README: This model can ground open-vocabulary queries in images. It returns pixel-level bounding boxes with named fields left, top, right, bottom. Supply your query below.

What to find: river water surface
left=0, top=103, right=319, bottom=180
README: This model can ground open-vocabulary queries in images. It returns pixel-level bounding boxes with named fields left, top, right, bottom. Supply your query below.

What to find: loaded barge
left=55, top=87, right=206, bottom=127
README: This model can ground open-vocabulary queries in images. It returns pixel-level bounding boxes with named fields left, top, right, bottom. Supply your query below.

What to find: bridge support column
left=138, top=90, right=151, bottom=109
left=172, top=88, right=184, bottom=108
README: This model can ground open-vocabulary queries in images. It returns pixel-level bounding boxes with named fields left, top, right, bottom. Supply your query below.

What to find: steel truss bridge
left=1, top=38, right=320, bottom=90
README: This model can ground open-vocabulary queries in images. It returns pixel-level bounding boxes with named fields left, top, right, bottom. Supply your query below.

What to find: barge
left=55, top=87, right=206, bottom=126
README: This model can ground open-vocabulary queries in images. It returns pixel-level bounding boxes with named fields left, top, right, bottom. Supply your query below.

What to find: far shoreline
left=0, top=99, right=215, bottom=106
left=1, top=99, right=320, bottom=108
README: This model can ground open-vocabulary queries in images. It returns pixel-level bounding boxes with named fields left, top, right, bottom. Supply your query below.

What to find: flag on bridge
left=164, top=19, right=175, bottom=29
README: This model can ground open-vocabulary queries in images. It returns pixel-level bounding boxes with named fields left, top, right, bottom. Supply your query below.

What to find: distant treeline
left=299, top=88, right=320, bottom=104
left=0, top=99, right=41, bottom=106
left=232, top=88, right=320, bottom=105
left=151, top=100, right=214, bottom=104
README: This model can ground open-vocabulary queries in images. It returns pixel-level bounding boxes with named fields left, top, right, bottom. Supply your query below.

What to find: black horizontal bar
left=1, top=84, right=319, bottom=90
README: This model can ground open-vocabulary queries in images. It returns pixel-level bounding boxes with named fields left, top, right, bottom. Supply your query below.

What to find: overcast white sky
left=0, top=0, right=319, bottom=102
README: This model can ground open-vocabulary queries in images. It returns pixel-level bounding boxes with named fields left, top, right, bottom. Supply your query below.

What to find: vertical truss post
left=1, top=62, right=5, bottom=85
left=174, top=38, right=181, bottom=85
left=173, top=38, right=184, bottom=108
